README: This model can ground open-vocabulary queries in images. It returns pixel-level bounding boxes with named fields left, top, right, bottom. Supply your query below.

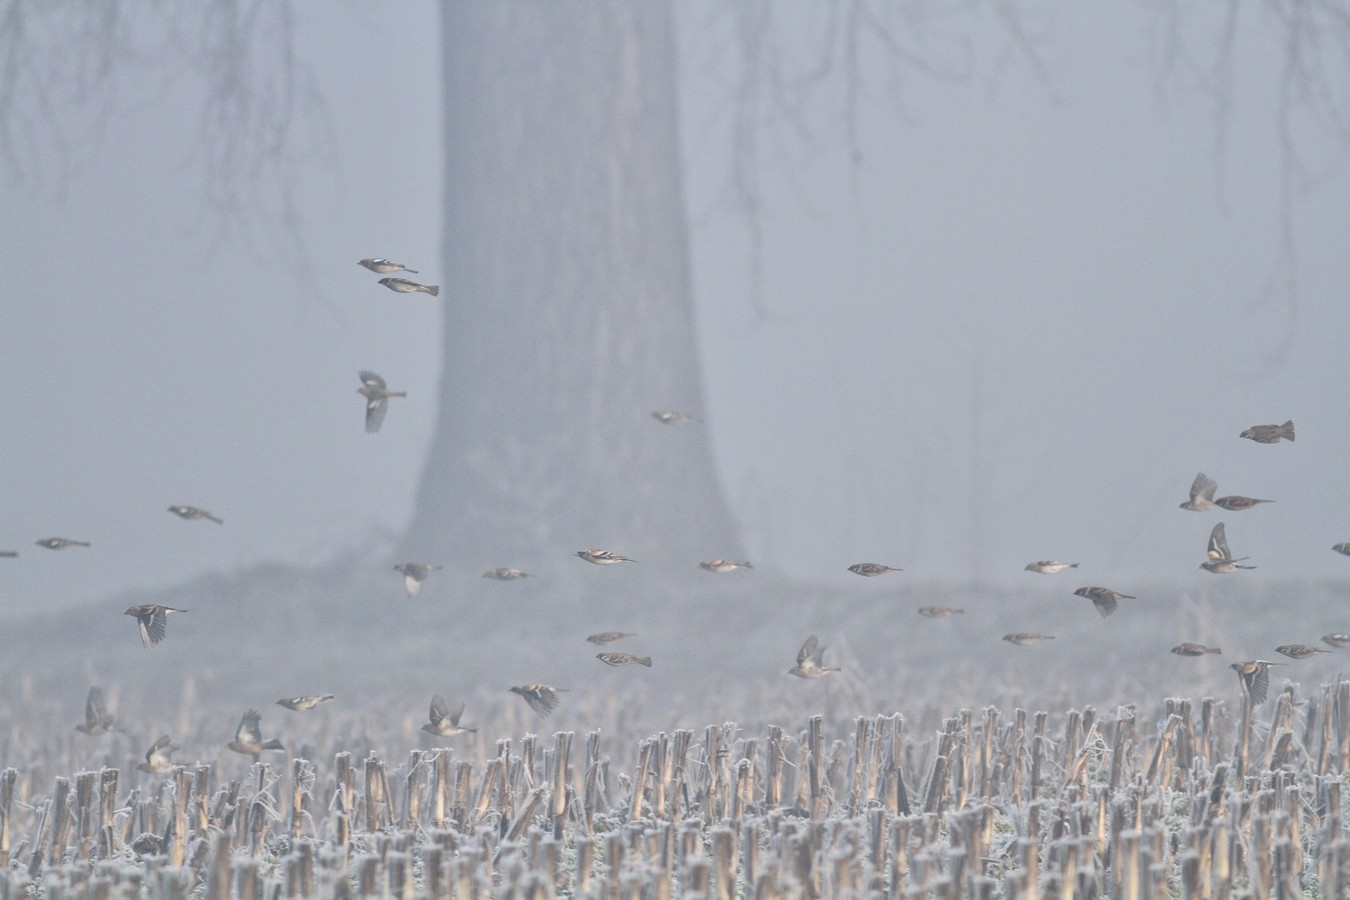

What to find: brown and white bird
left=1178, top=472, right=1218, bottom=511
left=394, top=562, right=442, bottom=597
left=377, top=276, right=439, bottom=296
left=1323, top=633, right=1350, bottom=649
left=586, top=631, right=635, bottom=645
left=1171, top=643, right=1221, bottom=656
left=1003, top=633, right=1055, bottom=645
left=137, top=735, right=178, bottom=774
left=1201, top=522, right=1255, bottom=573
left=1276, top=644, right=1330, bottom=660
left=1074, top=586, right=1136, bottom=618
left=918, top=606, right=964, bottom=617
left=36, top=537, right=90, bottom=550
left=699, top=559, right=751, bottom=573
left=75, top=687, right=115, bottom=735
left=576, top=549, right=636, bottom=565
left=847, top=563, right=901, bottom=577
left=483, top=567, right=530, bottom=580
left=227, top=710, right=283, bottom=756
left=510, top=684, right=565, bottom=717
left=276, top=694, right=334, bottom=711
left=1214, top=495, right=1273, bottom=511
left=357, top=371, right=406, bottom=434
left=652, top=411, right=699, bottom=425
left=787, top=635, right=839, bottom=677
left=359, top=258, right=418, bottom=274
left=597, top=651, right=653, bottom=668
left=167, top=505, right=223, bottom=524
left=124, top=604, right=187, bottom=648
left=1332, top=544, right=1350, bottom=557
left=422, top=695, right=476, bottom=736
left=1240, top=420, right=1294, bottom=443
left=1024, top=561, right=1079, bottom=574
left=1230, top=660, right=1282, bottom=705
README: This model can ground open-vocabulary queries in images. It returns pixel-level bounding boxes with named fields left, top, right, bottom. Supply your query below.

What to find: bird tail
left=206, top=514, right=224, bottom=524
left=1207, top=647, right=1222, bottom=654
left=321, top=694, right=335, bottom=702
left=406, top=268, right=419, bottom=274
left=392, top=391, right=408, bottom=398
left=953, top=609, right=966, bottom=614
left=262, top=739, right=284, bottom=751
left=637, top=657, right=653, bottom=667
left=1281, top=420, right=1295, bottom=441
left=75, top=541, right=91, bottom=547
left=428, top=285, right=440, bottom=297
left=1123, top=594, right=1138, bottom=599
left=1069, top=563, right=1080, bottom=568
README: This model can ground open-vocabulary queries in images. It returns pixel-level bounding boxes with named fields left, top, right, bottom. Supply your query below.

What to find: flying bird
left=699, top=559, right=751, bottom=573
left=422, top=695, right=476, bottom=736
left=359, top=258, right=419, bottom=274
left=597, top=652, right=653, bottom=668
left=1276, top=644, right=1330, bottom=660
left=1214, top=496, right=1273, bottom=511
left=787, top=635, right=839, bottom=677
left=377, top=276, right=439, bottom=296
left=652, top=411, right=699, bottom=425
left=1024, top=561, right=1079, bottom=574
left=1323, top=633, right=1350, bottom=649
left=576, top=549, right=636, bottom=565
left=394, top=562, right=442, bottom=597
left=1178, top=472, right=1218, bottom=511
left=847, top=563, right=901, bottom=577
left=74, top=687, right=115, bottom=735
left=587, top=631, right=635, bottom=645
left=918, top=607, right=964, bottom=617
left=1171, top=643, right=1221, bottom=657
left=483, top=567, right=530, bottom=580
left=1073, top=586, right=1136, bottom=618
left=276, top=695, right=334, bottom=711
left=227, top=710, right=284, bottom=756
left=1003, top=633, right=1054, bottom=645
left=124, top=604, right=187, bottom=648
left=36, top=537, right=90, bottom=550
left=167, top=505, right=223, bottom=524
left=1332, top=544, right=1350, bottom=557
left=137, top=735, right=178, bottom=774
left=1230, top=661, right=1282, bottom=705
left=510, top=684, right=565, bottom=717
left=1239, top=420, right=1294, bottom=443
left=1201, top=522, right=1255, bottom=573
left=357, top=370, right=406, bottom=434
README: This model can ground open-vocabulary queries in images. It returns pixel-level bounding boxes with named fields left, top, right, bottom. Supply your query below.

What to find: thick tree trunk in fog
left=403, top=2, right=742, bottom=574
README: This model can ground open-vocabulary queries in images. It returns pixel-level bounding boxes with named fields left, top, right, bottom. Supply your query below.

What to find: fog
left=3, top=1, right=1350, bottom=621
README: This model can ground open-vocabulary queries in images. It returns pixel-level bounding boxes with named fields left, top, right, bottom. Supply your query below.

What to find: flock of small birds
left=997, top=419, right=1347, bottom=707
left=0, top=284, right=1337, bottom=776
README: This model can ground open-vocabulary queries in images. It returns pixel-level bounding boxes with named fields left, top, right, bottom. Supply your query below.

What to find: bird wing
left=236, top=710, right=263, bottom=744
left=526, top=687, right=559, bottom=716
left=1093, top=594, right=1117, bottom=617
left=798, top=636, right=819, bottom=666
left=365, top=397, right=389, bottom=433
left=1249, top=666, right=1269, bottom=704
left=1208, top=523, right=1230, bottom=560
left=86, top=687, right=107, bottom=728
left=1191, top=472, right=1217, bottom=501
left=147, top=735, right=172, bottom=763
left=404, top=572, right=421, bottom=596
left=359, top=370, right=387, bottom=389
left=449, top=702, right=466, bottom=726
left=143, top=608, right=168, bottom=645
left=428, top=694, right=449, bottom=727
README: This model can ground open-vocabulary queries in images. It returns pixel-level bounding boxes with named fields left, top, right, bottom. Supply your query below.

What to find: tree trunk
left=403, top=1, right=742, bottom=577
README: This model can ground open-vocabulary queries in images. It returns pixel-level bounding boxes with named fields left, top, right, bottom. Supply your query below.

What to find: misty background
left=1, top=2, right=1349, bottom=732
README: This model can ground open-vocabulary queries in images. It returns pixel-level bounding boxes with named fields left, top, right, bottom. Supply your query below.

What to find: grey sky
left=2, top=3, right=1348, bottom=615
